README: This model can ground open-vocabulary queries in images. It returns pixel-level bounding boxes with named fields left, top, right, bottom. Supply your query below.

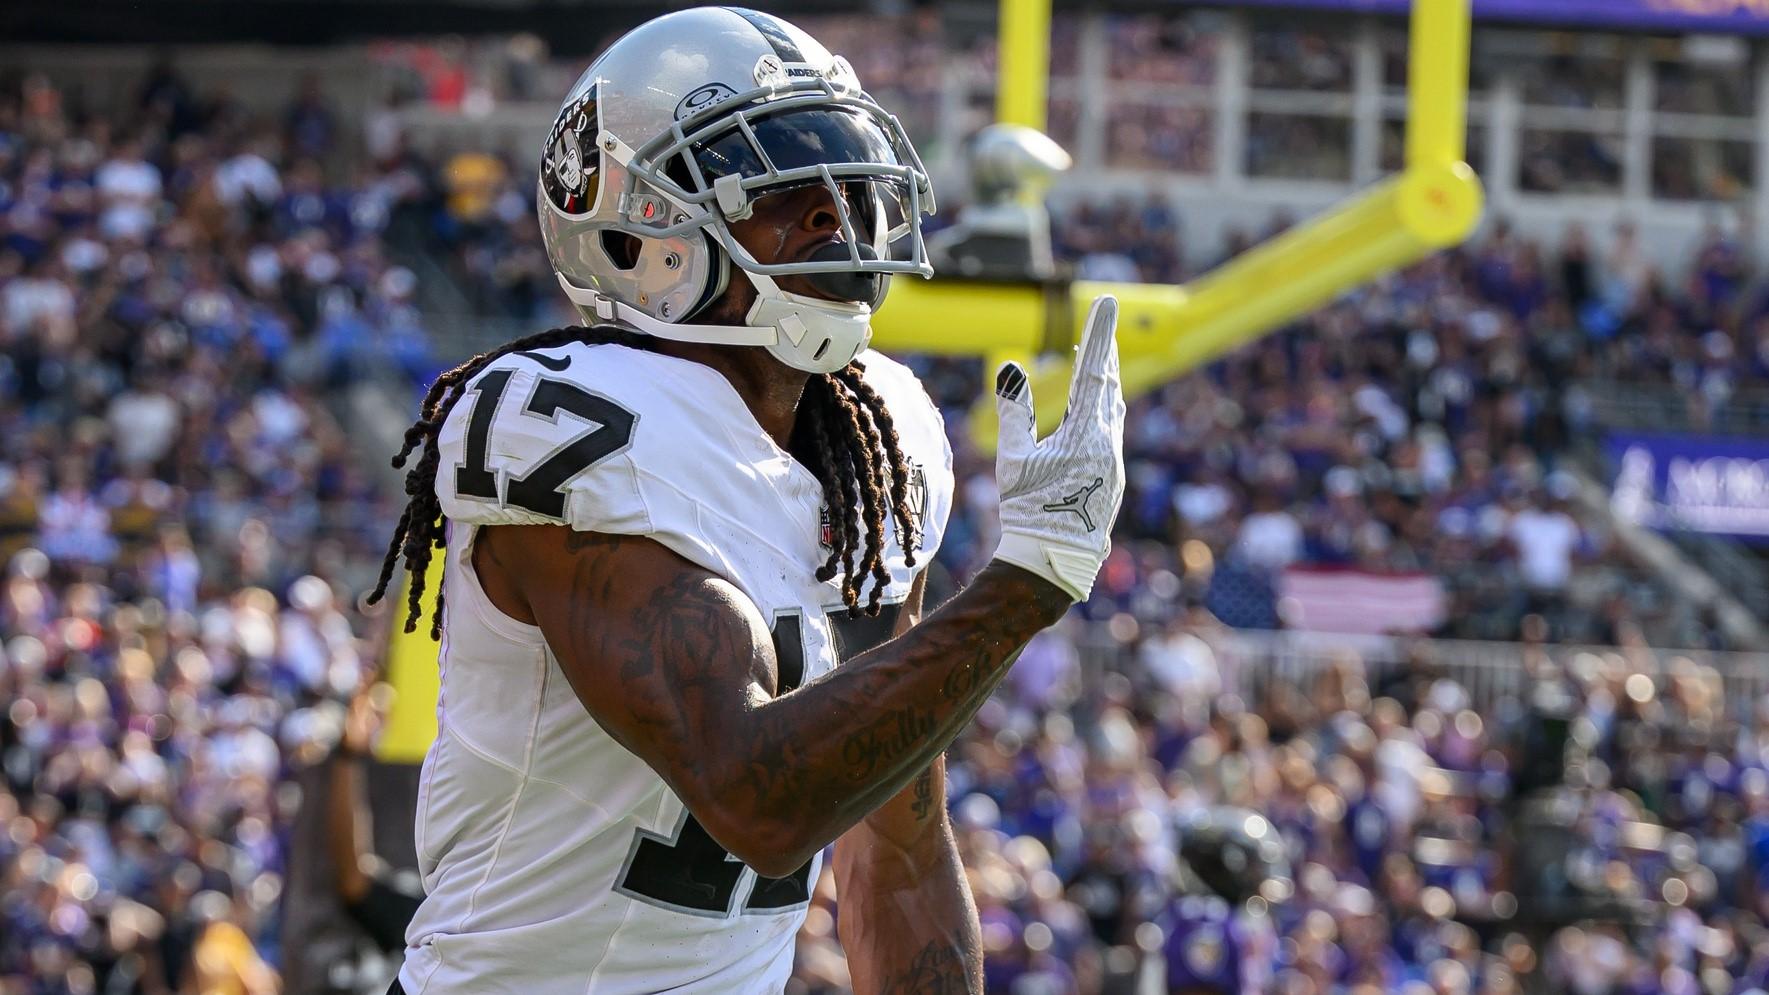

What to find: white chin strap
left=556, top=269, right=872, bottom=375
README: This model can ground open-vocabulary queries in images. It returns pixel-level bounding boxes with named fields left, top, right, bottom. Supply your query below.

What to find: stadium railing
left=1578, top=378, right=1769, bottom=438
left=1072, top=625, right=1769, bottom=714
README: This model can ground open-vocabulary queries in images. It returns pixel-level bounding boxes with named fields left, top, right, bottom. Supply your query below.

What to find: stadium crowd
left=3, top=41, right=1769, bottom=995
left=792, top=618, right=1769, bottom=994
left=0, top=67, right=417, bottom=994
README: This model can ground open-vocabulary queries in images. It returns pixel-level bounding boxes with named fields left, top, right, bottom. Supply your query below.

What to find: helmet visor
left=690, top=106, right=917, bottom=255
left=628, top=84, right=935, bottom=279
left=692, top=106, right=901, bottom=182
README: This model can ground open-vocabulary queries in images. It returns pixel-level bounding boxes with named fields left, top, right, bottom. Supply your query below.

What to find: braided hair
left=367, top=325, right=921, bottom=639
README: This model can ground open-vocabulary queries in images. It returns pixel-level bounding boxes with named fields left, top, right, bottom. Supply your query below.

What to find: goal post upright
left=995, top=0, right=1052, bottom=133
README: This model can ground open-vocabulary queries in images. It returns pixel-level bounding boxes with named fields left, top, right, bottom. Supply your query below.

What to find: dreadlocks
left=367, top=325, right=921, bottom=639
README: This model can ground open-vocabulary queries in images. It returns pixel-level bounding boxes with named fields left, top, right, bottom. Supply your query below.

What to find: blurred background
left=3, top=1, right=1769, bottom=993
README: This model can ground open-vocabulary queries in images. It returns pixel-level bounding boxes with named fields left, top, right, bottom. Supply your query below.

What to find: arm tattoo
left=878, top=941, right=970, bottom=995
left=731, top=563, right=1067, bottom=854
left=559, top=543, right=1068, bottom=866
left=840, top=708, right=940, bottom=780
left=908, top=767, right=936, bottom=822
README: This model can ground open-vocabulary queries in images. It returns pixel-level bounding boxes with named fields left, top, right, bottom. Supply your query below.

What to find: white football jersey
left=396, top=341, right=953, bottom=995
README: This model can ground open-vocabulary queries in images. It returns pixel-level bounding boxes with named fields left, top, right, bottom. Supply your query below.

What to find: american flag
left=1276, top=567, right=1446, bottom=635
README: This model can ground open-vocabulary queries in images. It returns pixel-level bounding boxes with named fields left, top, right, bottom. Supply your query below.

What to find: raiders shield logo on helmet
left=542, top=86, right=599, bottom=216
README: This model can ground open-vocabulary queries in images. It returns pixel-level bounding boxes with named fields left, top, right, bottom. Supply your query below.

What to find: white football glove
left=992, top=295, right=1127, bottom=602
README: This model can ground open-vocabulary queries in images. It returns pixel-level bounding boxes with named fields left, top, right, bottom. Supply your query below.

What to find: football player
left=1158, top=809, right=1290, bottom=995
left=365, top=8, right=1127, bottom=994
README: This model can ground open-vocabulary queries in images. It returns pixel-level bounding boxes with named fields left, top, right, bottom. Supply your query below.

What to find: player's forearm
left=835, top=786, right=981, bottom=995
left=702, top=562, right=1066, bottom=873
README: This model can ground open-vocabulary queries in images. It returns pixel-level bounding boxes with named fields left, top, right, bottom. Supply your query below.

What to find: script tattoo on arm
left=878, top=942, right=969, bottom=995
left=841, top=707, right=940, bottom=779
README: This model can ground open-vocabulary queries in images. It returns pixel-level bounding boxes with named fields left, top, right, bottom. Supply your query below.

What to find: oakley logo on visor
left=675, top=82, right=738, bottom=121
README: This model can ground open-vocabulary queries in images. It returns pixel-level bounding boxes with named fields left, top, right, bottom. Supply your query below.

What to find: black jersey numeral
left=454, top=369, right=512, bottom=503
left=615, top=811, right=752, bottom=916
left=615, top=606, right=903, bottom=917
left=506, top=379, right=636, bottom=517
left=453, top=362, right=635, bottom=519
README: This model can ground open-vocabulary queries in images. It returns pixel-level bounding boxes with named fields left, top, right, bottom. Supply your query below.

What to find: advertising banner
left=1215, top=0, right=1769, bottom=36
left=1607, top=432, right=1769, bottom=540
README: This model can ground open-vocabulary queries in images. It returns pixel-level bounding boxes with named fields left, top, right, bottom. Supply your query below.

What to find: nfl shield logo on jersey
left=820, top=460, right=928, bottom=553
left=897, top=461, right=928, bottom=550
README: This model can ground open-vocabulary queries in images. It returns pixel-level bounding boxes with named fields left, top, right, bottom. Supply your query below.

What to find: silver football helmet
left=537, top=6, right=937, bottom=374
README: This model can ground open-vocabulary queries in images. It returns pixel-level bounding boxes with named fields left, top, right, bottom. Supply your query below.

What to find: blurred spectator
left=107, top=373, right=181, bottom=469
left=284, top=75, right=337, bottom=162
left=326, top=684, right=423, bottom=955
left=189, top=891, right=281, bottom=995
left=96, top=136, right=163, bottom=243
left=1235, top=490, right=1305, bottom=573
left=1505, top=485, right=1583, bottom=594
left=37, top=462, right=115, bottom=568
left=441, top=151, right=504, bottom=229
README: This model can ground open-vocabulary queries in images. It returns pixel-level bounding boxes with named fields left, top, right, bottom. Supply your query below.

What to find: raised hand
left=992, top=295, right=1128, bottom=601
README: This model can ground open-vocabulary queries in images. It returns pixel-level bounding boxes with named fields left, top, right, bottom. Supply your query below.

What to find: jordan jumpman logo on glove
left=1042, top=478, right=1106, bottom=532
